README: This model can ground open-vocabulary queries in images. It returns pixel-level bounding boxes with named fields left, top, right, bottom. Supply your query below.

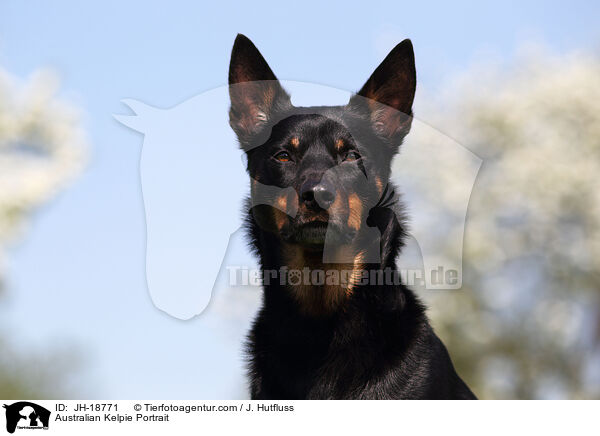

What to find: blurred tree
left=403, top=48, right=600, bottom=399
left=0, top=68, right=87, bottom=398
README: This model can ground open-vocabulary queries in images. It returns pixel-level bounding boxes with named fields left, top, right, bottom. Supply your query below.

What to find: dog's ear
left=349, top=39, right=416, bottom=146
left=228, top=34, right=291, bottom=145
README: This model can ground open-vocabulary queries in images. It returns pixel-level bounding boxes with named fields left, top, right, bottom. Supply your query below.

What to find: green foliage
left=0, top=68, right=87, bottom=399
left=406, top=49, right=600, bottom=399
left=0, top=338, right=83, bottom=399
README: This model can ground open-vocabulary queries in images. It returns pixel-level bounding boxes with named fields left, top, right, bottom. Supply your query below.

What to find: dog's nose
left=300, top=179, right=335, bottom=210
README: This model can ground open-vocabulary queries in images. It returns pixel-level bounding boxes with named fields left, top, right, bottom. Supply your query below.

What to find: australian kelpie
left=228, top=34, right=476, bottom=399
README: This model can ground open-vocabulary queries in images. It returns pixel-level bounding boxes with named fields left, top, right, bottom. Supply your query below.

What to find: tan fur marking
left=290, top=137, right=300, bottom=148
left=328, top=190, right=344, bottom=216
left=335, top=138, right=344, bottom=150
left=276, top=195, right=287, bottom=212
left=347, top=193, right=363, bottom=231
left=375, top=176, right=383, bottom=194
left=273, top=195, right=288, bottom=230
left=277, top=194, right=368, bottom=316
left=347, top=250, right=366, bottom=295
left=282, top=245, right=356, bottom=317
left=273, top=210, right=286, bottom=230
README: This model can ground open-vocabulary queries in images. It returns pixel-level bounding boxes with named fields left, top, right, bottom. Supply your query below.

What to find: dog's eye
left=344, top=151, right=361, bottom=162
left=274, top=151, right=291, bottom=162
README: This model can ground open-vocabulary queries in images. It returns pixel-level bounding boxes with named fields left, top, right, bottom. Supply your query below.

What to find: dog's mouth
left=284, top=219, right=353, bottom=250
left=295, top=221, right=329, bottom=246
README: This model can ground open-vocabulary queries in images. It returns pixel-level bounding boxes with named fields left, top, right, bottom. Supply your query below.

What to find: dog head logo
left=3, top=402, right=50, bottom=434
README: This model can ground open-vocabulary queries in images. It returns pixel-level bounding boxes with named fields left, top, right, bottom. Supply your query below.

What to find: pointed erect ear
left=228, top=34, right=291, bottom=144
left=349, top=39, right=416, bottom=145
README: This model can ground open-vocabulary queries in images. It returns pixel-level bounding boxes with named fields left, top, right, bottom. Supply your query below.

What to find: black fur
left=228, top=34, right=476, bottom=399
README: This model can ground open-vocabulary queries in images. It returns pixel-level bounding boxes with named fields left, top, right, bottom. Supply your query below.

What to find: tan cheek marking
left=274, top=210, right=286, bottom=230
left=328, top=190, right=344, bottom=216
left=276, top=195, right=287, bottom=212
left=290, top=137, right=300, bottom=148
left=274, top=195, right=288, bottom=230
left=347, top=193, right=363, bottom=231
left=375, top=176, right=383, bottom=194
left=335, top=138, right=344, bottom=150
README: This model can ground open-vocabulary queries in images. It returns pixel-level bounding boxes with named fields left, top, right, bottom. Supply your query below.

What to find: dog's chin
left=295, top=222, right=329, bottom=249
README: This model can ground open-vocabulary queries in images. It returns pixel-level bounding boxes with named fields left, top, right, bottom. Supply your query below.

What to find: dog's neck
left=249, top=203, right=405, bottom=317
left=279, top=243, right=368, bottom=316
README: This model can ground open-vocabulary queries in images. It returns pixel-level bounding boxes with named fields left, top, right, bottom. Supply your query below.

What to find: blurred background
left=0, top=1, right=599, bottom=399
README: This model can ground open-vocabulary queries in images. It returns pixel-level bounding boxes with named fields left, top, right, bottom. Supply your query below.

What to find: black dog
left=228, top=34, right=476, bottom=399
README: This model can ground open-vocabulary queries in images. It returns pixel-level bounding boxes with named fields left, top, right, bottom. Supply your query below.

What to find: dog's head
left=229, top=34, right=415, bottom=257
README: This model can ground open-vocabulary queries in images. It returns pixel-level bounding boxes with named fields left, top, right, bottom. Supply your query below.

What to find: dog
left=228, top=34, right=476, bottom=399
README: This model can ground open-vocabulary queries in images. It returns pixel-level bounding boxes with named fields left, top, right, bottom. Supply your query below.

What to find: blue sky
left=0, top=0, right=599, bottom=398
